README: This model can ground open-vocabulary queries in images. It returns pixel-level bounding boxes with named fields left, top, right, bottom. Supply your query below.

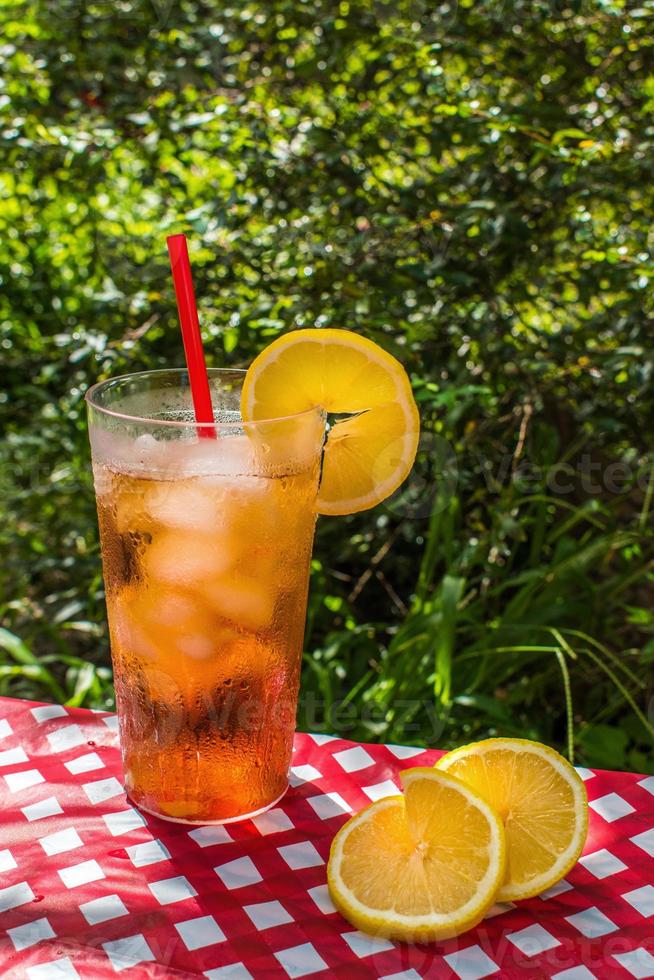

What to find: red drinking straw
left=167, top=234, right=216, bottom=439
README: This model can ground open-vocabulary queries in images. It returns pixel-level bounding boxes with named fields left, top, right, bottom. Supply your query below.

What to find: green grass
left=298, top=411, right=654, bottom=773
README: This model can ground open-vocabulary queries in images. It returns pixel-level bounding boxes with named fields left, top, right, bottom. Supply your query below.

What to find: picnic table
left=0, top=695, right=653, bottom=979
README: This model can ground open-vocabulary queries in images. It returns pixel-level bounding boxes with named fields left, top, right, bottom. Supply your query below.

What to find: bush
left=1, top=0, right=653, bottom=770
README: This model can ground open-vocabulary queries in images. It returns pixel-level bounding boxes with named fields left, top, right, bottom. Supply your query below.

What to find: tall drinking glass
left=86, top=369, right=325, bottom=824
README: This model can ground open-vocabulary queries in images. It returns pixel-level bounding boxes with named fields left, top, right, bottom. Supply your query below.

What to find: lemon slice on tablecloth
left=326, top=766, right=506, bottom=942
left=437, top=737, right=588, bottom=901
left=240, top=328, right=420, bottom=515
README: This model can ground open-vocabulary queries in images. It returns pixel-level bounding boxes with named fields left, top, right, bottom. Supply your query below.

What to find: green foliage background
left=1, top=0, right=653, bottom=770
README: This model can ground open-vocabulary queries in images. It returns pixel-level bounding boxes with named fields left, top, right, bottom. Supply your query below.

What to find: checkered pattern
left=0, top=697, right=653, bottom=978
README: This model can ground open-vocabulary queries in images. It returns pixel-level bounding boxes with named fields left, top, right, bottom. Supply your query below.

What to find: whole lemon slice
left=327, top=767, right=506, bottom=942
left=240, top=328, right=420, bottom=515
left=437, top=738, right=588, bottom=902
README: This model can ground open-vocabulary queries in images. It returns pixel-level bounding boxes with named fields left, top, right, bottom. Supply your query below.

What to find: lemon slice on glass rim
left=240, top=328, right=420, bottom=515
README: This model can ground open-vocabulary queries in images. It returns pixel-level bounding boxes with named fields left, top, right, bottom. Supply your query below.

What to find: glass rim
left=85, top=368, right=324, bottom=429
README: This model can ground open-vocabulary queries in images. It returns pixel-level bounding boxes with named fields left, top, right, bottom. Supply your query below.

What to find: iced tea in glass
left=86, top=369, right=324, bottom=824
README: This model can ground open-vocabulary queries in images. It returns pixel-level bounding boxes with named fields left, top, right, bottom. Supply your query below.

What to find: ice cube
left=89, top=426, right=130, bottom=472
left=205, top=474, right=278, bottom=540
left=144, top=480, right=223, bottom=532
left=106, top=587, right=160, bottom=662
left=214, top=434, right=257, bottom=476
left=175, top=635, right=216, bottom=660
left=202, top=575, right=275, bottom=632
left=113, top=585, right=226, bottom=677
left=182, top=433, right=258, bottom=476
left=132, top=433, right=160, bottom=460
left=114, top=483, right=148, bottom=534
left=90, top=427, right=170, bottom=477
left=143, top=529, right=235, bottom=586
left=156, top=591, right=202, bottom=630
left=92, top=462, right=114, bottom=497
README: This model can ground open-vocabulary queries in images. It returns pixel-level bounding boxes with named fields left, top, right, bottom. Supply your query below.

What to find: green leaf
left=0, top=627, right=39, bottom=666
left=434, top=575, right=465, bottom=710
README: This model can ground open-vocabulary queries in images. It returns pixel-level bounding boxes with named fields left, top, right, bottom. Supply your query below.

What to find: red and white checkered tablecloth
left=0, top=696, right=653, bottom=979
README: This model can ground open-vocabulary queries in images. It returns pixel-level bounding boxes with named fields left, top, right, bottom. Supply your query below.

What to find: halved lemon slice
left=437, top=738, right=588, bottom=901
left=240, top=329, right=419, bottom=515
left=327, top=767, right=505, bottom=941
